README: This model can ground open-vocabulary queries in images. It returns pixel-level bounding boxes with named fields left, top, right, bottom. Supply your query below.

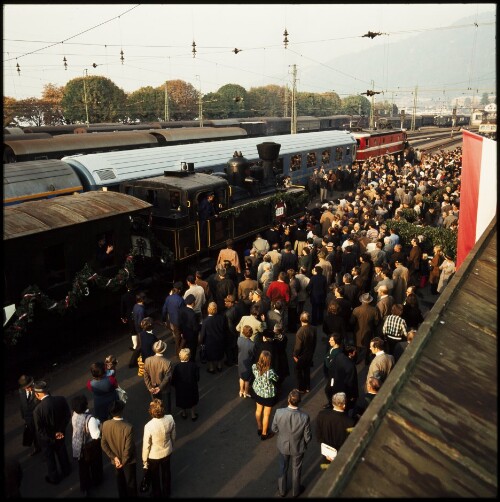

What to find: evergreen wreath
left=4, top=253, right=136, bottom=346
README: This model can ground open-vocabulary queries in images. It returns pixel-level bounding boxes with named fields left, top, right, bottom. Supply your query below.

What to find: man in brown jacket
left=143, top=340, right=173, bottom=414
left=238, top=269, right=258, bottom=315
left=350, top=293, right=380, bottom=365
left=101, top=400, right=137, bottom=498
left=293, top=312, right=317, bottom=393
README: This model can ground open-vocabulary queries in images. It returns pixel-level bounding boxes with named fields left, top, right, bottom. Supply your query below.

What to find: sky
left=3, top=3, right=496, bottom=103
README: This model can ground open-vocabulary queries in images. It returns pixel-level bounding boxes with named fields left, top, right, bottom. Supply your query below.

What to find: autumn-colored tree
left=41, top=83, right=66, bottom=125
left=3, top=96, right=18, bottom=126
left=159, top=80, right=199, bottom=121
left=61, top=76, right=127, bottom=123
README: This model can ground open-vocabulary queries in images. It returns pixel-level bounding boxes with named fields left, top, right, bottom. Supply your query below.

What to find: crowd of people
left=11, top=146, right=462, bottom=498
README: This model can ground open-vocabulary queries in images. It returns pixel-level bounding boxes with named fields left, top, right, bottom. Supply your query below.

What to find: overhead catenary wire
left=3, top=5, right=140, bottom=63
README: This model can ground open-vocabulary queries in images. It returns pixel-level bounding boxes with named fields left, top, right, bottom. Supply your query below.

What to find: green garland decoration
left=384, top=178, right=459, bottom=259
left=219, top=189, right=309, bottom=219
left=385, top=220, right=457, bottom=260
left=4, top=253, right=136, bottom=346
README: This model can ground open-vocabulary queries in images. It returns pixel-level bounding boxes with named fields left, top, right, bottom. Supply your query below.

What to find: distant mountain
left=300, top=11, right=496, bottom=108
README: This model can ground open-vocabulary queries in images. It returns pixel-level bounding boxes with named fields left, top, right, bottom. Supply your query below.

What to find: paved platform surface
left=4, top=202, right=437, bottom=498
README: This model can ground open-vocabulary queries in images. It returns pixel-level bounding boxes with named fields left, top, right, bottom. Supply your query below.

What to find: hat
left=184, top=294, right=196, bottom=305
left=18, top=375, right=34, bottom=389
left=252, top=289, right=263, bottom=297
left=359, top=293, right=373, bottom=304
left=326, top=242, right=334, bottom=248
left=153, top=340, right=167, bottom=354
left=33, top=380, right=48, bottom=393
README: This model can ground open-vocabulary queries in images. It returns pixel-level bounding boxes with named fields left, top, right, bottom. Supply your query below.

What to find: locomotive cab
left=121, top=172, right=230, bottom=261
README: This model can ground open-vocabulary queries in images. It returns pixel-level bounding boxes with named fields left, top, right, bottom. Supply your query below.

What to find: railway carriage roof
left=149, top=127, right=246, bottom=141
left=4, top=160, right=83, bottom=203
left=4, top=131, right=158, bottom=155
left=123, top=172, right=227, bottom=192
left=63, top=130, right=356, bottom=188
left=4, top=191, right=151, bottom=240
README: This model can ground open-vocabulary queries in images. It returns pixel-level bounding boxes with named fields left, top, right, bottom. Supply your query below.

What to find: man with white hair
left=315, top=392, right=355, bottom=469
left=143, top=340, right=173, bottom=414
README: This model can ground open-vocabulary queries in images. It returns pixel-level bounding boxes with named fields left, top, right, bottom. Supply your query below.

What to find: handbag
left=22, top=424, right=34, bottom=447
left=200, top=344, right=207, bottom=364
left=139, top=467, right=151, bottom=493
left=116, top=386, right=128, bottom=404
left=137, top=355, right=145, bottom=377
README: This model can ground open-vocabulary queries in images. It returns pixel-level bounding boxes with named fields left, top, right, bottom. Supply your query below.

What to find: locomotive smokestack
left=256, top=142, right=281, bottom=183
left=257, top=142, right=281, bottom=161
left=226, top=151, right=250, bottom=186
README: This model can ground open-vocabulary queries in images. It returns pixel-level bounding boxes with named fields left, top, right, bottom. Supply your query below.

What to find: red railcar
left=351, top=129, right=407, bottom=162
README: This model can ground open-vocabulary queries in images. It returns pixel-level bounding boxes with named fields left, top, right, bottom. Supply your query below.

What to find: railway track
left=409, top=128, right=465, bottom=153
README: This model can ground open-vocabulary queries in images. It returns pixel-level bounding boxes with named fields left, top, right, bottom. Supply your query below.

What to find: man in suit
left=216, top=239, right=241, bottom=274
left=343, top=273, right=360, bottom=310
left=238, top=269, right=258, bottom=315
left=306, top=266, right=328, bottom=326
left=143, top=340, right=173, bottom=414
left=32, top=381, right=71, bottom=485
left=129, top=291, right=146, bottom=368
left=101, top=400, right=137, bottom=498
left=18, top=374, right=40, bottom=456
left=292, top=312, right=317, bottom=393
left=179, top=294, right=201, bottom=362
left=322, top=334, right=358, bottom=411
left=375, top=285, right=395, bottom=338
left=271, top=389, right=312, bottom=498
left=350, top=293, right=380, bottom=365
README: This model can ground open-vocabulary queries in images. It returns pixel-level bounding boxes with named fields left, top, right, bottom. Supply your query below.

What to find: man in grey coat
left=271, top=389, right=312, bottom=498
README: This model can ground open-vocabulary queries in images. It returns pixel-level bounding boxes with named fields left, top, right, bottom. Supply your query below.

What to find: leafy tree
left=341, top=95, right=370, bottom=116
left=374, top=100, right=394, bottom=116
left=202, top=91, right=224, bottom=119
left=61, top=76, right=127, bottom=123
left=216, top=84, right=248, bottom=118
left=246, top=85, right=285, bottom=117
left=126, top=86, right=164, bottom=122
left=480, top=92, right=490, bottom=106
left=160, top=80, right=199, bottom=120
left=10, top=97, right=48, bottom=126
